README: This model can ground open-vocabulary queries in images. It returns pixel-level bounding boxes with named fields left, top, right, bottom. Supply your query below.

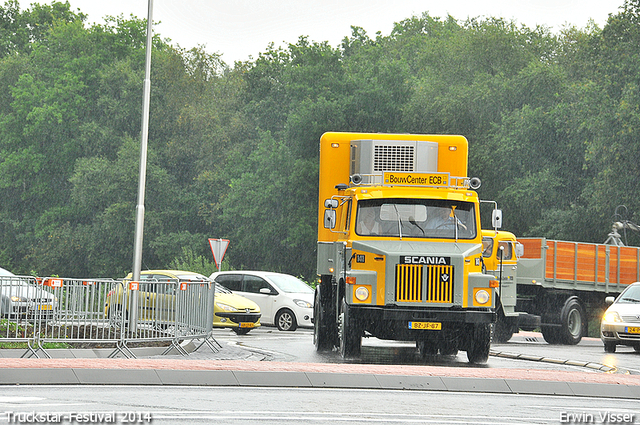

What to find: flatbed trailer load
left=517, top=238, right=640, bottom=293
left=488, top=235, right=640, bottom=344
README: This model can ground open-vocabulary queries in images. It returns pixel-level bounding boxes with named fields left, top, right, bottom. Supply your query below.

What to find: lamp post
left=130, top=0, right=154, bottom=333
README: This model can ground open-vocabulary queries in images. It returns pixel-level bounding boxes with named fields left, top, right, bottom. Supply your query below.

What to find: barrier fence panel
left=0, top=274, right=53, bottom=345
left=1, top=275, right=218, bottom=358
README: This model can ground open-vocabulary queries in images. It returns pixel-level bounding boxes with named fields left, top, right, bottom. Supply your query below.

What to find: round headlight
left=355, top=286, right=369, bottom=301
left=475, top=289, right=490, bottom=305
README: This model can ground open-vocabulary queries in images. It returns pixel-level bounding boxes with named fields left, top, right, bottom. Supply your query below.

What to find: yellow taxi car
left=213, top=280, right=262, bottom=334
left=104, top=270, right=261, bottom=334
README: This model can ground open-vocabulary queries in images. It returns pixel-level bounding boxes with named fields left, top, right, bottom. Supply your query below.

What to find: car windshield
left=266, top=274, right=313, bottom=293
left=139, top=273, right=208, bottom=282
left=175, top=273, right=208, bottom=281
left=619, top=285, right=640, bottom=303
left=356, top=198, right=476, bottom=239
left=0, top=267, right=15, bottom=276
left=215, top=282, right=232, bottom=294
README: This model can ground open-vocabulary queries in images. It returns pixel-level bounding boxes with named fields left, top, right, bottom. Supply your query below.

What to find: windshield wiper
left=408, top=216, right=425, bottom=236
left=622, top=297, right=640, bottom=303
left=393, top=204, right=403, bottom=239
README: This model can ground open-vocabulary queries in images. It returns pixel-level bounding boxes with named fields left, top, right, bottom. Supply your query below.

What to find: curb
left=1, top=367, right=639, bottom=399
left=490, top=350, right=618, bottom=373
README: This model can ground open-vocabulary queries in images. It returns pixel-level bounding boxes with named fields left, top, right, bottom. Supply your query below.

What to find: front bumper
left=214, top=312, right=262, bottom=328
left=351, top=305, right=495, bottom=341
left=291, top=305, right=314, bottom=328
left=6, top=303, right=55, bottom=319
left=380, top=306, right=496, bottom=324
left=601, top=323, right=640, bottom=346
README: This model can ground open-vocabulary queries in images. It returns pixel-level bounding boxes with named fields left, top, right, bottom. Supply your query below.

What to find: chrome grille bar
left=395, top=264, right=453, bottom=303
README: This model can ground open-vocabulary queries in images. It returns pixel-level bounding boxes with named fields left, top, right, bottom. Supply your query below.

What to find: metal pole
left=130, top=0, right=154, bottom=333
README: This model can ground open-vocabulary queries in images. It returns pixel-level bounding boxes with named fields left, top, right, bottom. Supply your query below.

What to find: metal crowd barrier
left=0, top=274, right=219, bottom=358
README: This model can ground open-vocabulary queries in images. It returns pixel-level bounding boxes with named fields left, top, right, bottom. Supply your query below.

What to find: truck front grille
left=395, top=264, right=453, bottom=303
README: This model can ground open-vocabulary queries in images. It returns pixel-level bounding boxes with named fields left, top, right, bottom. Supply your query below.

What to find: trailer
left=490, top=235, right=640, bottom=344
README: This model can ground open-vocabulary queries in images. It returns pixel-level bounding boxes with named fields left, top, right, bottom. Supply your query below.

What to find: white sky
left=20, top=0, right=624, bottom=64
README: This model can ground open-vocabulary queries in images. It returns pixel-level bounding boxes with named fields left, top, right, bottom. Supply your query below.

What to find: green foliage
left=0, top=0, right=637, bottom=281
left=168, top=246, right=218, bottom=277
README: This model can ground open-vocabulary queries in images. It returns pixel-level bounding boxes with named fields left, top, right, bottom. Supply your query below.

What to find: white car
left=601, top=282, right=640, bottom=353
left=210, top=271, right=314, bottom=331
left=0, top=267, right=56, bottom=319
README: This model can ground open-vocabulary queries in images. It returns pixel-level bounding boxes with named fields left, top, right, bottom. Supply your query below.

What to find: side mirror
left=605, top=296, right=615, bottom=305
left=492, top=209, right=503, bottom=229
left=324, top=199, right=339, bottom=208
left=259, top=287, right=273, bottom=295
left=324, top=209, right=336, bottom=229
left=515, top=242, right=524, bottom=259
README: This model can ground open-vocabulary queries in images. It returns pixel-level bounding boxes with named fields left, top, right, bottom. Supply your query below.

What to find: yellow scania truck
left=315, top=132, right=500, bottom=363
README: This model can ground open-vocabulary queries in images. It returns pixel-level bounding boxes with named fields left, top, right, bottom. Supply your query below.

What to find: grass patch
left=0, top=341, right=71, bottom=349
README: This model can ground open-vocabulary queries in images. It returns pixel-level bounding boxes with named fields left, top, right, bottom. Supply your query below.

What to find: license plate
left=37, top=305, right=53, bottom=311
left=408, top=321, right=441, bottom=330
left=239, top=322, right=255, bottom=328
left=626, top=326, right=640, bottom=334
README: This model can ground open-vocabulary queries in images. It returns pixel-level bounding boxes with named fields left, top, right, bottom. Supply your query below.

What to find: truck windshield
left=356, top=199, right=476, bottom=239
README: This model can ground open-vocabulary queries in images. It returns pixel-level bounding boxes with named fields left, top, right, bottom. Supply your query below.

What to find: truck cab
left=481, top=230, right=538, bottom=342
left=315, top=132, right=499, bottom=363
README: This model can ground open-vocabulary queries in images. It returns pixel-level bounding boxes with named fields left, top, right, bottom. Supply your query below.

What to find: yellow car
left=213, top=281, right=262, bottom=334
left=104, top=270, right=261, bottom=334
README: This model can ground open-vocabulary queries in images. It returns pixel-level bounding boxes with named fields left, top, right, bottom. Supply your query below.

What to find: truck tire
left=416, top=340, right=438, bottom=358
left=440, top=340, right=458, bottom=356
left=559, top=297, right=585, bottom=345
left=492, top=320, right=514, bottom=343
left=541, top=325, right=561, bottom=344
left=313, top=288, right=334, bottom=351
left=467, top=323, right=491, bottom=364
left=492, top=306, right=514, bottom=343
left=339, top=297, right=361, bottom=358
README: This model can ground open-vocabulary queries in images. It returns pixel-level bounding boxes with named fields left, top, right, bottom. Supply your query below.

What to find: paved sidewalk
left=0, top=338, right=639, bottom=400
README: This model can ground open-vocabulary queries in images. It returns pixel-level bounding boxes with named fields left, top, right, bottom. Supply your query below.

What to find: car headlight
left=294, top=299, right=312, bottom=308
left=216, top=302, right=239, bottom=312
left=475, top=289, right=490, bottom=305
left=602, top=311, right=622, bottom=323
left=10, top=296, right=27, bottom=302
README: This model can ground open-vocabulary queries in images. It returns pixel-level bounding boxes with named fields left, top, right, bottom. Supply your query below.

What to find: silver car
left=601, top=282, right=640, bottom=353
left=0, top=267, right=56, bottom=319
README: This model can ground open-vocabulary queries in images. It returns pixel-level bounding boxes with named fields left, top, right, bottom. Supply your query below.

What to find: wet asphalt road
left=207, top=327, right=636, bottom=374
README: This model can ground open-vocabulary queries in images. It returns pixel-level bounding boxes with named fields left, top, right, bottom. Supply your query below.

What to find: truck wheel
left=559, top=297, right=585, bottom=345
left=492, top=314, right=514, bottom=343
left=339, top=297, right=361, bottom=358
left=440, top=340, right=458, bottom=356
left=313, top=288, right=334, bottom=351
left=541, top=325, right=561, bottom=344
left=467, top=323, right=491, bottom=364
left=416, top=340, right=438, bottom=358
